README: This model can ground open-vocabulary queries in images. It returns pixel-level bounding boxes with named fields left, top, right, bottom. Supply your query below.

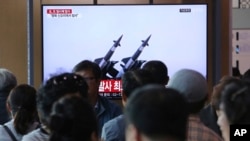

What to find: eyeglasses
left=83, top=77, right=96, bottom=82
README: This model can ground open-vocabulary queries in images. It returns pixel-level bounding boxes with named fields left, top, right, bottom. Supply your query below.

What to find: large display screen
left=42, top=4, right=207, bottom=99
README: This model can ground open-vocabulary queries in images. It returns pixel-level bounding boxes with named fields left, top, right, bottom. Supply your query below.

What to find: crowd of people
left=0, top=61, right=250, bottom=141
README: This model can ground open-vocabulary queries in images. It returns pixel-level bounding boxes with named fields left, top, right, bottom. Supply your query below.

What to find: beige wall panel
left=0, top=1, right=28, bottom=85
left=98, top=0, right=148, bottom=4
left=42, top=0, right=93, bottom=4
left=34, top=0, right=42, bottom=88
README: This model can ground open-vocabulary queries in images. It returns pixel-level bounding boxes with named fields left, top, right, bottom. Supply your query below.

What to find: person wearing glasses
left=22, top=73, right=89, bottom=141
left=72, top=60, right=122, bottom=136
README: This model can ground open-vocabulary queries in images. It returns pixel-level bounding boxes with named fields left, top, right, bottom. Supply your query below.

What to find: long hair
left=7, top=84, right=37, bottom=134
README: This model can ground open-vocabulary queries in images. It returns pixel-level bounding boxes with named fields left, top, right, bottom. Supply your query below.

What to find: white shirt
left=0, top=120, right=22, bottom=141
left=21, top=128, right=49, bottom=141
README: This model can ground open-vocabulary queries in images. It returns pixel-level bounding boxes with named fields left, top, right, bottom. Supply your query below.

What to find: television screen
left=42, top=4, right=207, bottom=99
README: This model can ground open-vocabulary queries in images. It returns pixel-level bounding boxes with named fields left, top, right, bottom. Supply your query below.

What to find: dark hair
left=125, top=85, right=188, bottom=141
left=37, top=73, right=88, bottom=126
left=122, top=69, right=155, bottom=98
left=72, top=60, right=102, bottom=79
left=7, top=84, right=37, bottom=135
left=49, top=95, right=98, bottom=141
left=212, top=76, right=238, bottom=110
left=232, top=67, right=242, bottom=78
left=242, top=68, right=250, bottom=82
left=142, top=60, right=169, bottom=85
left=220, top=79, right=250, bottom=124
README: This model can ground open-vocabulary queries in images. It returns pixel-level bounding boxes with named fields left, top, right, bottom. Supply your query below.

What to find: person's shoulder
left=22, top=128, right=49, bottom=141
left=104, top=115, right=124, bottom=126
left=99, top=96, right=120, bottom=108
left=102, top=115, right=125, bottom=141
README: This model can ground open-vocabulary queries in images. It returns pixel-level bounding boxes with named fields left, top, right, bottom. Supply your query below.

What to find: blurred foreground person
left=49, top=95, right=98, bottom=141
left=125, top=85, right=189, bottom=141
left=22, top=73, right=88, bottom=141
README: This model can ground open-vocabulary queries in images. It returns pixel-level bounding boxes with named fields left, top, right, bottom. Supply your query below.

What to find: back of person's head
left=72, top=60, right=102, bottom=79
left=122, top=69, right=155, bottom=98
left=49, top=95, right=98, bottom=141
left=212, top=76, right=239, bottom=110
left=0, top=68, right=17, bottom=93
left=7, top=84, right=37, bottom=135
left=220, top=79, right=250, bottom=124
left=37, top=73, right=88, bottom=126
left=168, top=69, right=208, bottom=114
left=141, top=60, right=169, bottom=85
left=125, top=85, right=188, bottom=141
left=242, top=68, right=250, bottom=82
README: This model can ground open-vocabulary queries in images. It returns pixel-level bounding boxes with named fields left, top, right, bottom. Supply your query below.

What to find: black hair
left=0, top=68, right=17, bottom=93
left=142, top=60, right=169, bottom=85
left=122, top=69, right=155, bottom=98
left=72, top=60, right=102, bottom=79
left=49, top=95, right=98, bottom=141
left=8, top=84, right=37, bottom=135
left=242, top=68, right=250, bottom=82
left=37, top=73, right=88, bottom=126
left=125, top=85, right=188, bottom=141
left=220, top=79, right=250, bottom=124
left=232, top=67, right=242, bottom=78
left=212, top=76, right=239, bottom=110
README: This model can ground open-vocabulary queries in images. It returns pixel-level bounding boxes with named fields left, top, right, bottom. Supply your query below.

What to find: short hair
left=37, top=73, right=88, bottom=126
left=72, top=60, right=102, bottom=79
left=122, top=69, right=155, bottom=98
left=220, top=79, right=250, bottom=124
left=242, top=68, right=250, bottom=82
left=142, top=60, right=169, bottom=85
left=7, top=84, right=37, bottom=135
left=125, top=85, right=188, bottom=141
left=49, top=95, right=98, bottom=141
left=0, top=68, right=17, bottom=92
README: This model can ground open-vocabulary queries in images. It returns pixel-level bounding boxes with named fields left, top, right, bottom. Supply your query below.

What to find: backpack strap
left=3, top=125, right=18, bottom=141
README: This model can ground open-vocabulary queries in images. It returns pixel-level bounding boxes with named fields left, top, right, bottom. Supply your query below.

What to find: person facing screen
left=22, top=73, right=89, bottom=141
left=141, top=60, right=169, bottom=86
left=49, top=95, right=98, bottom=141
left=125, top=85, right=189, bottom=141
left=217, top=79, right=250, bottom=141
left=0, top=84, right=39, bottom=141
